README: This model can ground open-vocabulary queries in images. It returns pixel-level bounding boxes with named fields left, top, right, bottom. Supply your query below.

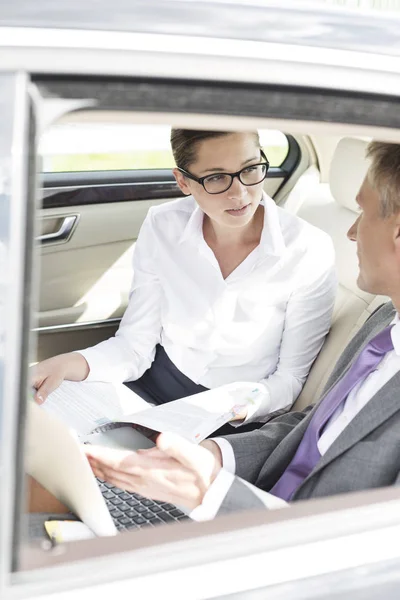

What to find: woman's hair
left=170, top=129, right=261, bottom=171
left=366, top=141, right=400, bottom=217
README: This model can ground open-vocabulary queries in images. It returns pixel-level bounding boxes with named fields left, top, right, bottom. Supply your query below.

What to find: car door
left=3, top=2, right=400, bottom=599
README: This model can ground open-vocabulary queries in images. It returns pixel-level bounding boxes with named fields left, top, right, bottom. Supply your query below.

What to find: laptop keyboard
left=97, top=479, right=189, bottom=532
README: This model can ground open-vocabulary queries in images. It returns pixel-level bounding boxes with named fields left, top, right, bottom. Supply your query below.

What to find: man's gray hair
left=366, top=141, right=400, bottom=218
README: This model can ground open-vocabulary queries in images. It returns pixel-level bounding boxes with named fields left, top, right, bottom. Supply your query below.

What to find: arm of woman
left=77, top=208, right=163, bottom=383
left=239, top=236, right=337, bottom=424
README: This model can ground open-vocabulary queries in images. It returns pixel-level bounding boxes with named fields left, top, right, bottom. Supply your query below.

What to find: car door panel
left=36, top=198, right=169, bottom=360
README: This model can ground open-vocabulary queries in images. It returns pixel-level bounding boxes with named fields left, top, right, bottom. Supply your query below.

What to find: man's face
left=173, top=132, right=264, bottom=230
left=347, top=176, right=400, bottom=298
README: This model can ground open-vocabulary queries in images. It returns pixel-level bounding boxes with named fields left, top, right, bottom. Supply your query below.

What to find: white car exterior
left=1, top=1, right=400, bottom=598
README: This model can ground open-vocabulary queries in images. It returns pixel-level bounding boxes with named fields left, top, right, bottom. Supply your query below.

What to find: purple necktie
left=270, top=325, right=394, bottom=501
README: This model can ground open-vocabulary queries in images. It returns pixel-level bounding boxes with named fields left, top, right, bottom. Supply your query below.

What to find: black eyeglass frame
left=177, top=149, right=270, bottom=194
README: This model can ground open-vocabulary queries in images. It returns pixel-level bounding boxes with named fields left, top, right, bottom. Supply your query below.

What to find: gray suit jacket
left=218, top=302, right=400, bottom=515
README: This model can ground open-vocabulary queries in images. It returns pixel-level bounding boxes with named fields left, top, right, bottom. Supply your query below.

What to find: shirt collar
left=178, top=198, right=204, bottom=246
left=259, top=192, right=286, bottom=257
left=178, top=191, right=286, bottom=257
left=390, top=313, right=400, bottom=356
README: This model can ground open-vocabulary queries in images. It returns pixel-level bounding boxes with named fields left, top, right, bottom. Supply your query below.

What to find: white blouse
left=79, top=193, right=336, bottom=422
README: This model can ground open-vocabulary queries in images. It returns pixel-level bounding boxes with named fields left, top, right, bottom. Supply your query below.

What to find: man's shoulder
left=363, top=301, right=395, bottom=328
left=339, top=301, right=394, bottom=359
left=322, top=301, right=395, bottom=397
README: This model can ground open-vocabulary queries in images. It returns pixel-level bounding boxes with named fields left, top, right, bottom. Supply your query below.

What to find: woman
left=32, top=129, right=336, bottom=427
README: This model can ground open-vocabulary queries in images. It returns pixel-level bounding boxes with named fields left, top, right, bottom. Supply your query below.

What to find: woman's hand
left=31, top=352, right=90, bottom=404
left=230, top=406, right=248, bottom=422
left=84, top=433, right=223, bottom=511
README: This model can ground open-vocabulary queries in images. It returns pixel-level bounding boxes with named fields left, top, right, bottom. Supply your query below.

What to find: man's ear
left=173, top=168, right=192, bottom=196
left=394, top=213, right=400, bottom=254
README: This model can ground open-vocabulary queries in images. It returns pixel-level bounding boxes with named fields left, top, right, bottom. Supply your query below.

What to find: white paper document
left=128, top=385, right=259, bottom=442
left=41, top=380, right=264, bottom=444
left=42, top=381, right=150, bottom=436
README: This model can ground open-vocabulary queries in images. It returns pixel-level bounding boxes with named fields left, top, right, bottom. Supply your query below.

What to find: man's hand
left=84, top=433, right=223, bottom=511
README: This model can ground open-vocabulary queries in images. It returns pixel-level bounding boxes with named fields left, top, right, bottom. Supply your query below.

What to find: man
left=77, top=141, right=400, bottom=518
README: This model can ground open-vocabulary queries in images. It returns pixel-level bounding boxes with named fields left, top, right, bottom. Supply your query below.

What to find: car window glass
left=259, top=129, right=289, bottom=167
left=39, top=123, right=289, bottom=172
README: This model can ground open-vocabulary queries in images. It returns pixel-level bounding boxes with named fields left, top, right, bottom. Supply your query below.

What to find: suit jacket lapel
left=292, top=309, right=395, bottom=436
left=262, top=308, right=396, bottom=494
left=292, top=310, right=398, bottom=495
left=301, top=371, right=400, bottom=483
left=318, top=309, right=396, bottom=402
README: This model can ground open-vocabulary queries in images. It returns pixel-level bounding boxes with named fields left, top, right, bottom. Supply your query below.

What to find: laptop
left=25, top=401, right=189, bottom=537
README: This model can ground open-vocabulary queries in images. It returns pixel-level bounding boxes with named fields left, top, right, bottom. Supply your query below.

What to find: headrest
left=329, top=137, right=370, bottom=213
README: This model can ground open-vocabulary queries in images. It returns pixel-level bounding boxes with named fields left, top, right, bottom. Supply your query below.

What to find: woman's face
left=173, top=133, right=265, bottom=230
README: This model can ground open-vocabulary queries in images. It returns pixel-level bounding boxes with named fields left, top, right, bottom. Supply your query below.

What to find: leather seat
left=283, top=137, right=387, bottom=410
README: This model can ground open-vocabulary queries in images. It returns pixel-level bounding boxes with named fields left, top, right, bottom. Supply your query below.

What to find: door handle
left=37, top=215, right=78, bottom=245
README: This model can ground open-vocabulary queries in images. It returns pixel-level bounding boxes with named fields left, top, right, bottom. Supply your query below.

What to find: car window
left=4, top=18, right=400, bottom=597
left=39, top=123, right=289, bottom=172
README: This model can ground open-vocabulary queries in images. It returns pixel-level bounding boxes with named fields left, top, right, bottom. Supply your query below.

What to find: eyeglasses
left=178, top=150, right=269, bottom=195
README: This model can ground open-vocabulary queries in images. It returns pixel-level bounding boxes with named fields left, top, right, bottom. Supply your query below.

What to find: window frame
left=2, top=73, right=400, bottom=598
left=40, top=133, right=299, bottom=210
left=0, top=71, right=36, bottom=591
